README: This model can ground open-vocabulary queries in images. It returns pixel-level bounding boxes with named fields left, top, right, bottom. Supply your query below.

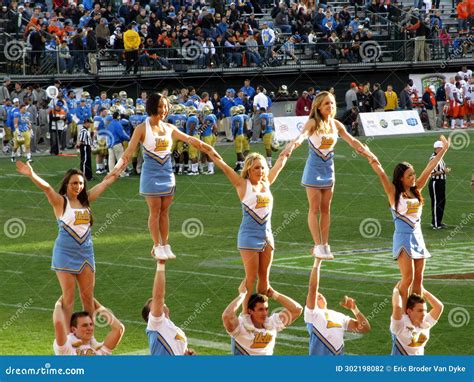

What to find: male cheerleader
left=53, top=297, right=124, bottom=356
left=305, top=258, right=371, bottom=355
left=141, top=259, right=195, bottom=355
left=390, top=282, right=443, bottom=355
left=222, top=280, right=302, bottom=355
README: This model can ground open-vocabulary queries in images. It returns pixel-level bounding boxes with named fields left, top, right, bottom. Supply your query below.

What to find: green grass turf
left=0, top=131, right=473, bottom=355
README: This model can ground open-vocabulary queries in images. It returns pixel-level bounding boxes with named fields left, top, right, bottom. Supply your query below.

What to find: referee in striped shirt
left=429, top=140, right=451, bottom=229
left=77, top=118, right=93, bottom=181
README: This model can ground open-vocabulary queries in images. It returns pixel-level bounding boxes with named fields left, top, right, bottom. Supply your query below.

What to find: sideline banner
left=0, top=356, right=472, bottom=382
left=359, top=111, right=424, bottom=136
left=274, top=116, right=308, bottom=141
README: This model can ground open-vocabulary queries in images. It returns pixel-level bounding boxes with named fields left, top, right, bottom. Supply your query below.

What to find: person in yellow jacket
left=385, top=85, right=399, bottom=111
left=124, top=22, right=141, bottom=75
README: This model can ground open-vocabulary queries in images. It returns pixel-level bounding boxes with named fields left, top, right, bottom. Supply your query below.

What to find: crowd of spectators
left=1, top=0, right=473, bottom=75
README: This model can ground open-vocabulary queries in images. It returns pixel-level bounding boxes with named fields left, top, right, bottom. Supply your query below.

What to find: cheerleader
left=364, top=136, right=449, bottom=309
left=113, top=93, right=219, bottom=260
left=208, top=148, right=292, bottom=313
left=16, top=162, right=119, bottom=325
left=287, top=91, right=371, bottom=260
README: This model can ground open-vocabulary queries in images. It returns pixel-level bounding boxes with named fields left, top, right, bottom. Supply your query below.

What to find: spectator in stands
left=274, top=3, right=292, bottom=34
left=345, top=82, right=359, bottom=111
left=439, top=28, right=452, bottom=59
left=70, top=28, right=86, bottom=73
left=295, top=90, right=312, bottom=116
left=457, top=0, right=469, bottom=32
left=422, top=85, right=437, bottom=130
left=58, top=40, right=72, bottom=74
left=261, top=21, right=276, bottom=61
left=404, top=14, right=427, bottom=62
left=372, top=83, right=387, bottom=112
left=313, top=7, right=326, bottom=33
left=86, top=27, right=99, bottom=75
left=281, top=35, right=300, bottom=64
left=399, top=83, right=414, bottom=110
left=244, top=31, right=261, bottom=67
left=124, top=22, right=141, bottom=74
left=385, top=85, right=399, bottom=111
left=224, top=35, right=243, bottom=68
left=96, top=18, right=111, bottom=49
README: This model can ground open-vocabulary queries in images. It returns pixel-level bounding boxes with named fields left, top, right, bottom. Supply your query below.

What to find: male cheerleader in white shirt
left=141, top=259, right=195, bottom=355
left=305, top=258, right=371, bottom=355
left=222, top=280, right=302, bottom=355
left=390, top=282, right=443, bottom=355
left=53, top=297, right=125, bottom=355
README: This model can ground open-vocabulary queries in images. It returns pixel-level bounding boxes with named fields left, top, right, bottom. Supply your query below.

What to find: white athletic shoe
left=162, top=244, right=176, bottom=260
left=321, top=244, right=334, bottom=260
left=153, top=245, right=168, bottom=260
left=312, top=245, right=325, bottom=258
left=206, top=169, right=214, bottom=175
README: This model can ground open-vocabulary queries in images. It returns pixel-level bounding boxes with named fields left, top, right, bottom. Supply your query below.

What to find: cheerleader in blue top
left=114, top=93, right=220, bottom=261
left=288, top=91, right=371, bottom=260
left=16, top=162, right=119, bottom=325
left=208, top=148, right=292, bottom=313
left=365, top=135, right=449, bottom=309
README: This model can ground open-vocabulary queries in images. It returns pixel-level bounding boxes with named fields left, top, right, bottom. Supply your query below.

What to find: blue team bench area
left=0, top=356, right=472, bottom=382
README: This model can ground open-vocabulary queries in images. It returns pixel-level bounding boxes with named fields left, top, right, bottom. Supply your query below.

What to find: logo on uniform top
left=320, top=136, right=334, bottom=149
left=406, top=200, right=420, bottom=215
left=255, top=195, right=270, bottom=209
left=379, top=119, right=388, bottom=128
left=155, top=137, right=169, bottom=151
left=74, top=210, right=90, bottom=225
left=250, top=332, right=273, bottom=349
left=406, top=118, right=418, bottom=126
left=392, top=119, right=403, bottom=126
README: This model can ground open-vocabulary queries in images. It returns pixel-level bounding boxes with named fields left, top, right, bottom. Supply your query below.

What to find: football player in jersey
left=12, top=104, right=32, bottom=162
left=390, top=282, right=443, bottom=355
left=465, top=77, right=474, bottom=127
left=141, top=259, right=196, bottom=355
left=185, top=106, right=201, bottom=176
left=53, top=296, right=124, bottom=356
left=200, top=105, right=218, bottom=174
left=231, top=105, right=250, bottom=172
left=222, top=280, right=302, bottom=355
left=259, top=107, right=279, bottom=168
left=305, top=258, right=370, bottom=355
left=129, top=104, right=147, bottom=175
left=167, top=104, right=187, bottom=174
left=93, top=107, right=109, bottom=174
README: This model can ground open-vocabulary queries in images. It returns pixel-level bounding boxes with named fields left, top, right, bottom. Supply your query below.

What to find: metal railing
left=2, top=37, right=472, bottom=76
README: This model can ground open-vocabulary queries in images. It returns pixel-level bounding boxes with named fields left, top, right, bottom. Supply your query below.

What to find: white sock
left=198, top=163, right=204, bottom=172
left=192, top=163, right=198, bottom=172
left=451, top=119, right=455, bottom=129
left=266, top=157, right=272, bottom=167
left=208, top=162, right=214, bottom=172
left=26, top=153, right=31, bottom=160
left=179, top=164, right=183, bottom=171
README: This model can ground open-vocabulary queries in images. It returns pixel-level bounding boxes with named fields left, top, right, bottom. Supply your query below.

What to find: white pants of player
left=108, top=143, right=124, bottom=171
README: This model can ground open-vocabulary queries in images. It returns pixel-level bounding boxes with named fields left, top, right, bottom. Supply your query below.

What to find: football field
left=0, top=131, right=473, bottom=355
